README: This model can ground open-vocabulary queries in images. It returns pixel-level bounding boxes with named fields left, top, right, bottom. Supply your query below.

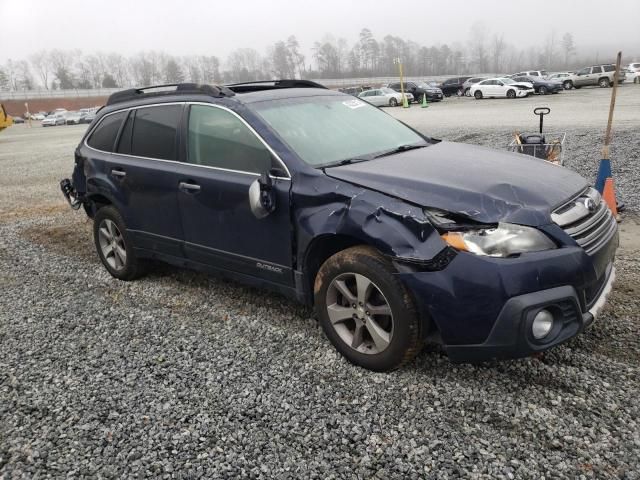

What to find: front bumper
left=443, top=265, right=615, bottom=363
left=398, top=229, right=618, bottom=363
left=516, top=89, right=533, bottom=97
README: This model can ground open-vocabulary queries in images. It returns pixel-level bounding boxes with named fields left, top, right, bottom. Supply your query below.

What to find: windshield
left=380, top=87, right=395, bottom=94
left=500, top=78, right=516, bottom=85
left=252, top=96, right=427, bottom=167
left=416, top=82, right=430, bottom=88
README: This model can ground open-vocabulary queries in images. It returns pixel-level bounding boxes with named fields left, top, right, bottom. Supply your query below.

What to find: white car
left=30, top=113, right=46, bottom=121
left=358, top=87, right=414, bottom=107
left=41, top=113, right=66, bottom=127
left=626, top=63, right=640, bottom=84
left=470, top=78, right=534, bottom=99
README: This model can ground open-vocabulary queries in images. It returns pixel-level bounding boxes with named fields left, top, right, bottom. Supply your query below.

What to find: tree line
left=0, top=24, right=583, bottom=91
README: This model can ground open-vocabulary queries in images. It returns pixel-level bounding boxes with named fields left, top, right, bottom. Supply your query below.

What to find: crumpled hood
left=324, top=141, right=588, bottom=226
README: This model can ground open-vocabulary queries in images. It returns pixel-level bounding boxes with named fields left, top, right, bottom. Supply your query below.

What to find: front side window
left=131, top=105, right=181, bottom=160
left=578, top=67, right=590, bottom=75
left=252, top=95, right=426, bottom=167
left=87, top=111, right=127, bottom=152
left=187, top=105, right=272, bottom=174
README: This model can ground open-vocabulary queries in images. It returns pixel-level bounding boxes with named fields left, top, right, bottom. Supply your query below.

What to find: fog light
left=532, top=310, right=554, bottom=339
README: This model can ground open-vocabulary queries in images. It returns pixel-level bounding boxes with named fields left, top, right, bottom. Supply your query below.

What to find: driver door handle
left=111, top=169, right=126, bottom=178
left=179, top=181, right=201, bottom=193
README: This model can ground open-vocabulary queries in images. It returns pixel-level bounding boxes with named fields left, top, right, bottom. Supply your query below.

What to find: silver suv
left=564, top=65, right=626, bottom=89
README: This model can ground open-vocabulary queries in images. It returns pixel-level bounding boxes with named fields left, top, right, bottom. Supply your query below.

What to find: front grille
left=552, top=188, right=617, bottom=255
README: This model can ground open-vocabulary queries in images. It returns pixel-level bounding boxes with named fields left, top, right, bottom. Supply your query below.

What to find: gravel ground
left=1, top=89, right=640, bottom=479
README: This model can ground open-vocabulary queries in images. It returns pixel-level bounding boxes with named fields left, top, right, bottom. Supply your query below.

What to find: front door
left=175, top=103, right=294, bottom=287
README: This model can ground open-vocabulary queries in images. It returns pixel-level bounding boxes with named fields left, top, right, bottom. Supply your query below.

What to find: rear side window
left=131, top=105, right=182, bottom=160
left=116, top=111, right=134, bottom=154
left=603, top=65, right=615, bottom=72
left=187, top=105, right=272, bottom=174
left=87, top=111, right=126, bottom=152
left=592, top=66, right=603, bottom=73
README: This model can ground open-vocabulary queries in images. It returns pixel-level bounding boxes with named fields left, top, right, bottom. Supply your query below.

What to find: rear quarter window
left=87, top=111, right=127, bottom=152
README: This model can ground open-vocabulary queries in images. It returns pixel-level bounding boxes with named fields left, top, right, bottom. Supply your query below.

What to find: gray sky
left=1, top=0, right=639, bottom=63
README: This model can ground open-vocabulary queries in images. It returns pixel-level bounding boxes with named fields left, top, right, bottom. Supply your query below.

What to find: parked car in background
left=30, top=112, right=46, bottom=121
left=462, top=77, right=487, bottom=96
left=470, top=78, right=534, bottom=99
left=548, top=72, right=573, bottom=87
left=564, top=65, right=626, bottom=89
left=439, top=77, right=472, bottom=97
left=42, top=113, right=66, bottom=127
left=623, top=64, right=639, bottom=83
left=65, top=111, right=82, bottom=125
left=339, top=86, right=371, bottom=97
left=358, top=87, right=413, bottom=107
left=513, top=70, right=549, bottom=78
left=511, top=75, right=563, bottom=95
left=387, top=81, right=442, bottom=102
left=13, top=116, right=25, bottom=124
left=60, top=81, right=619, bottom=371
left=80, top=110, right=97, bottom=124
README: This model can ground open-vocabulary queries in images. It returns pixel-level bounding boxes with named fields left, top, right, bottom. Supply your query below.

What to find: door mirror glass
left=249, top=173, right=276, bottom=219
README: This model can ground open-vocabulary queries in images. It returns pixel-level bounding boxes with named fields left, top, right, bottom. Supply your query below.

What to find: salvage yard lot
left=1, top=87, right=639, bottom=478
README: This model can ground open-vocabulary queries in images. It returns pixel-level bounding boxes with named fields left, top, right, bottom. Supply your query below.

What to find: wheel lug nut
left=365, top=311, right=370, bottom=316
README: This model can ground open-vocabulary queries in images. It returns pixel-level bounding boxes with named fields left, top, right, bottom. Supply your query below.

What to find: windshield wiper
left=373, top=144, right=428, bottom=159
left=318, top=157, right=372, bottom=169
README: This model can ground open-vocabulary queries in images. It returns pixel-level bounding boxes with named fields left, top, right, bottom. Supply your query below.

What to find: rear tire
left=599, top=77, right=611, bottom=88
left=456, top=87, right=464, bottom=96
left=474, top=90, right=483, bottom=100
left=563, top=80, right=573, bottom=90
left=93, top=206, right=146, bottom=281
left=314, top=246, right=423, bottom=372
left=506, top=89, right=516, bottom=99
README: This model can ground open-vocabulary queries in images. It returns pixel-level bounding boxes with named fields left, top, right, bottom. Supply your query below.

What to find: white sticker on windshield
left=342, top=99, right=366, bottom=109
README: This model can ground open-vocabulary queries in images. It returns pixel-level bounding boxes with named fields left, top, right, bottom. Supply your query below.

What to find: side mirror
left=249, top=172, right=276, bottom=219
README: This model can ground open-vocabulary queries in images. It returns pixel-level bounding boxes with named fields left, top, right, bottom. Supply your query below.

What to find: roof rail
left=225, top=79, right=327, bottom=93
left=106, top=83, right=235, bottom=106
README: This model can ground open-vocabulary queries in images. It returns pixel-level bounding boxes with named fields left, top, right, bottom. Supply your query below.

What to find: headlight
left=441, top=222, right=556, bottom=257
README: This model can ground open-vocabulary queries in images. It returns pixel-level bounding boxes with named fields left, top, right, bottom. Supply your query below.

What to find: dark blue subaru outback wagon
left=61, top=80, right=618, bottom=371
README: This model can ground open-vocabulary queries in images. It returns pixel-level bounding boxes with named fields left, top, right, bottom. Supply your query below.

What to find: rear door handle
left=111, top=169, right=126, bottom=178
left=179, top=181, right=201, bottom=193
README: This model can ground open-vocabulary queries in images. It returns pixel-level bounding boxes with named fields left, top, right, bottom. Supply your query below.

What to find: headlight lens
left=441, top=222, right=556, bottom=257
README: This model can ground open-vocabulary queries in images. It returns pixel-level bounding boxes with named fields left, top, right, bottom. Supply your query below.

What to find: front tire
left=563, top=80, right=573, bottom=90
left=389, top=97, right=398, bottom=107
left=539, top=86, right=548, bottom=95
left=314, top=246, right=423, bottom=372
left=506, top=89, right=516, bottom=99
left=474, top=90, right=483, bottom=99
left=456, top=87, right=464, bottom=96
left=93, top=206, right=145, bottom=281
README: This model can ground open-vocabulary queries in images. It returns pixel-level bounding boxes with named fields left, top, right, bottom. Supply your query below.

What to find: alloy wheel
left=325, top=272, right=394, bottom=354
left=98, top=219, right=127, bottom=271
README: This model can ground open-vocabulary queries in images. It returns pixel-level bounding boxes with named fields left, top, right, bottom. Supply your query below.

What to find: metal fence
left=0, top=73, right=503, bottom=100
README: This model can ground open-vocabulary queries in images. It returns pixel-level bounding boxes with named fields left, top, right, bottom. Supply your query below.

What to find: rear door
left=175, top=103, right=294, bottom=286
left=104, top=104, right=185, bottom=257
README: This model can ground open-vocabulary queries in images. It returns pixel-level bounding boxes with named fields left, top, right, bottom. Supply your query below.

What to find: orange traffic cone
left=602, top=177, right=619, bottom=220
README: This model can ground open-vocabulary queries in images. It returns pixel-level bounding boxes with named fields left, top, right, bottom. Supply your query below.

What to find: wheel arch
left=302, top=233, right=368, bottom=305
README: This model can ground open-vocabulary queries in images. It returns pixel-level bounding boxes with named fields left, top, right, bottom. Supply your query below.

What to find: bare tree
left=491, top=34, right=506, bottom=73
left=286, top=36, right=305, bottom=78
left=29, top=51, right=52, bottom=90
left=469, top=22, right=490, bottom=72
left=561, top=33, right=575, bottom=68
left=542, top=30, right=557, bottom=69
